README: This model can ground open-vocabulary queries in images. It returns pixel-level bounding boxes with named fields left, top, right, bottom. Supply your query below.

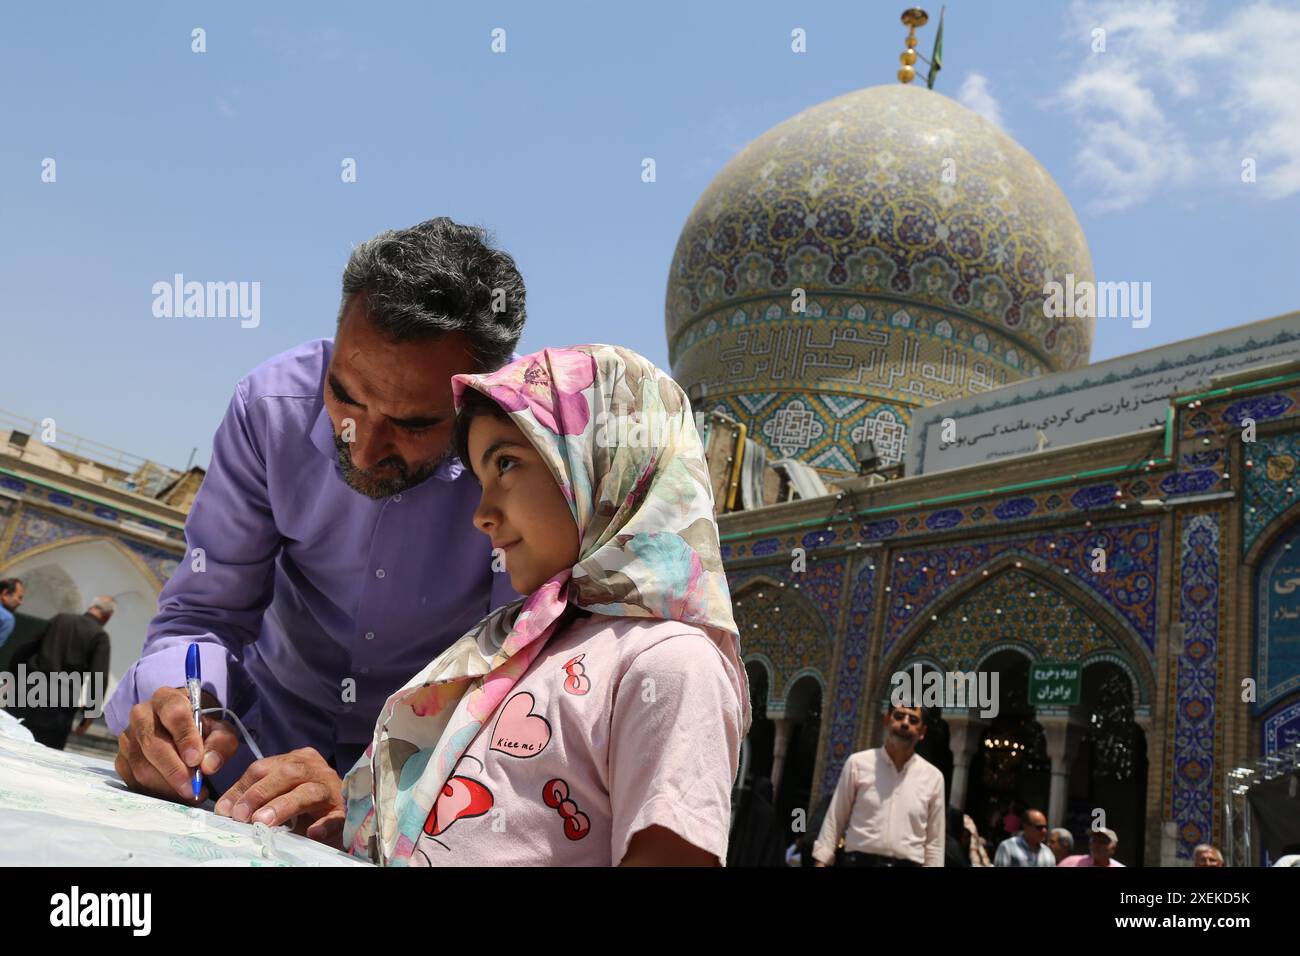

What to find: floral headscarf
left=341, top=344, right=751, bottom=865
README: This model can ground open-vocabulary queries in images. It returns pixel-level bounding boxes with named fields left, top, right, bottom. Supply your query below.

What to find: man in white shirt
left=812, top=704, right=946, bottom=867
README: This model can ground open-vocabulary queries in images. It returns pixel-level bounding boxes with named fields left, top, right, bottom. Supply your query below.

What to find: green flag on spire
left=926, top=6, right=945, bottom=89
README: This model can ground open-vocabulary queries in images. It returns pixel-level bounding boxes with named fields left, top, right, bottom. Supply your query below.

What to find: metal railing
left=0, top=408, right=185, bottom=498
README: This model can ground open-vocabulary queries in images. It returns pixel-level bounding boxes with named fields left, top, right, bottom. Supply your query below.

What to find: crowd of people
left=728, top=703, right=1231, bottom=868
left=0, top=577, right=115, bottom=750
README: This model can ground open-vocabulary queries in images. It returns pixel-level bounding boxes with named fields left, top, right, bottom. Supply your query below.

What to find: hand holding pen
left=114, top=644, right=241, bottom=803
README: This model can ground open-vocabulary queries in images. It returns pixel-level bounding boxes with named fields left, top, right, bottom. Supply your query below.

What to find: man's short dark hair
left=0, top=578, right=22, bottom=596
left=337, top=217, right=526, bottom=371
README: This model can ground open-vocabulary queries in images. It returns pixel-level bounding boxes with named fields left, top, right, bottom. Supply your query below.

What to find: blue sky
left=2, top=0, right=1297, bottom=470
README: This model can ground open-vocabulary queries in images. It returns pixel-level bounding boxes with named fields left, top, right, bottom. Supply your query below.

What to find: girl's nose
left=473, top=496, right=499, bottom=534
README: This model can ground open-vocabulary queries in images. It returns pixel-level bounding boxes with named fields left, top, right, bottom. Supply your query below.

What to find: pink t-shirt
left=409, top=612, right=745, bottom=866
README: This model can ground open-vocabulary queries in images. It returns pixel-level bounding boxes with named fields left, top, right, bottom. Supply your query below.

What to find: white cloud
left=957, top=72, right=1006, bottom=129
left=1060, top=0, right=1300, bottom=210
left=1057, top=56, right=1200, bottom=212
left=1223, top=4, right=1300, bottom=198
left=1061, top=67, right=1163, bottom=127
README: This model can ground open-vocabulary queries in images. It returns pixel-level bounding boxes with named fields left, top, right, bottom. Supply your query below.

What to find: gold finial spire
left=898, top=7, right=928, bottom=84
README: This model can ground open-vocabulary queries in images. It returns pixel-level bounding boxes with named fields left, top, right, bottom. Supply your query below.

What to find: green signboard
left=1029, top=662, right=1081, bottom=707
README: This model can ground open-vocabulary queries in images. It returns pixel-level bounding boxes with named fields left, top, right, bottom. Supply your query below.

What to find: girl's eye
left=497, top=456, right=517, bottom=476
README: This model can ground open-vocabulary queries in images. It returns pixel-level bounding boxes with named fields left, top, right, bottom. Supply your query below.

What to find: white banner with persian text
left=906, top=312, right=1300, bottom=476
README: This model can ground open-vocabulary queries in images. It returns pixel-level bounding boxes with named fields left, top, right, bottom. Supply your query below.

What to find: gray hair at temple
left=337, top=217, right=527, bottom=372
left=1050, top=827, right=1073, bottom=851
left=89, top=595, right=117, bottom=617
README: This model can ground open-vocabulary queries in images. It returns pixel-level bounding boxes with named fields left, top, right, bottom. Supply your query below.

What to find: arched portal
left=1, top=536, right=162, bottom=697
left=877, top=559, right=1155, bottom=858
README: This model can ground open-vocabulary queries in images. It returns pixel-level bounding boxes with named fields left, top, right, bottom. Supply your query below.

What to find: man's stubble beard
left=888, top=727, right=916, bottom=748
left=333, top=434, right=450, bottom=499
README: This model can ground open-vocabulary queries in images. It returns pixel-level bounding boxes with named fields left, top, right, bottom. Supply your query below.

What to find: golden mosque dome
left=665, top=83, right=1094, bottom=477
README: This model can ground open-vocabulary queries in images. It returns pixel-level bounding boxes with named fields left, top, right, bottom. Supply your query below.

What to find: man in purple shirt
left=107, top=218, right=523, bottom=839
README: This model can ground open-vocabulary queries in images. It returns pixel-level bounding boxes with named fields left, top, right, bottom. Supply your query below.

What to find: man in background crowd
left=994, top=806, right=1055, bottom=866
left=813, top=703, right=945, bottom=867
left=1193, top=844, right=1224, bottom=867
left=0, top=578, right=24, bottom=649
left=5, top=596, right=114, bottom=750
left=1059, top=827, right=1125, bottom=867
left=1048, top=827, right=1074, bottom=863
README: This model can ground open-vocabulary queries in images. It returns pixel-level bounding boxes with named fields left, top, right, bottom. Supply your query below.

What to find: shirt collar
left=878, top=746, right=916, bottom=774
left=309, top=401, right=340, bottom=460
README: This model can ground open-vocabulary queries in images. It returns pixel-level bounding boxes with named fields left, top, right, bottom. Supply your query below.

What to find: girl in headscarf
left=338, top=344, right=751, bottom=866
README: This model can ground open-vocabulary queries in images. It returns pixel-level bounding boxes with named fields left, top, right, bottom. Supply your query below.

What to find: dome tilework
left=666, top=84, right=1094, bottom=476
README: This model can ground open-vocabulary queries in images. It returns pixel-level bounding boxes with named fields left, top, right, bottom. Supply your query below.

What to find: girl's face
left=467, top=412, right=580, bottom=595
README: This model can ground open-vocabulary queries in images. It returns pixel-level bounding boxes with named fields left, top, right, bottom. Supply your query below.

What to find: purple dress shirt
left=104, top=339, right=517, bottom=792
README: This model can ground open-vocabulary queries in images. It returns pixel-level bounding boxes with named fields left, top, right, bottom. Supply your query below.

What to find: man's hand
left=115, top=686, right=239, bottom=803
left=74, top=717, right=94, bottom=736
left=213, top=748, right=346, bottom=848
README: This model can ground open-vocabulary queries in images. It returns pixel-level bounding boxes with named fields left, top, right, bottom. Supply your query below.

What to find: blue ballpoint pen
left=185, top=643, right=203, bottom=800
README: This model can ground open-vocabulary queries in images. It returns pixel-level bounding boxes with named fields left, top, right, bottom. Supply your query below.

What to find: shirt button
left=360, top=667, right=370, bottom=675
left=342, top=705, right=353, bottom=713
left=375, top=568, right=386, bottom=579
left=392, top=494, right=402, bottom=502
left=365, top=631, right=375, bottom=641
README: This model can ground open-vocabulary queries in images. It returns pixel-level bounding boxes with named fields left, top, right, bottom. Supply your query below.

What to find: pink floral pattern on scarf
left=483, top=349, right=596, bottom=436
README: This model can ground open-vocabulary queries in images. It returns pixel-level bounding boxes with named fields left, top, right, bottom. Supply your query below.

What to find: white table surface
left=0, top=720, right=371, bottom=867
